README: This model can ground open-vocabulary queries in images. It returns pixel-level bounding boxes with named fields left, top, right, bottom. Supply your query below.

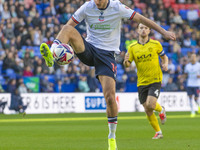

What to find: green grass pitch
left=0, top=112, right=199, bottom=150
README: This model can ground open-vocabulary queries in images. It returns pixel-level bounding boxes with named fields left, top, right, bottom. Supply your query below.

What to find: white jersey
left=184, top=62, right=200, bottom=87
left=72, top=0, right=135, bottom=52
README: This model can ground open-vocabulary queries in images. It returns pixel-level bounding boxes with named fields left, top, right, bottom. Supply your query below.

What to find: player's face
left=94, top=0, right=108, bottom=9
left=190, top=54, right=196, bottom=63
left=137, top=24, right=151, bottom=38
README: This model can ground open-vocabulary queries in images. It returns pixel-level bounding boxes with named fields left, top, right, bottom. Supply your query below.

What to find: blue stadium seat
left=18, top=51, right=23, bottom=58
left=0, top=75, right=6, bottom=84
left=40, top=75, right=55, bottom=84
left=163, top=46, right=169, bottom=53
left=117, top=68, right=124, bottom=81
left=117, top=64, right=123, bottom=70
left=33, top=46, right=40, bottom=52
left=161, top=25, right=170, bottom=31
left=36, top=4, right=43, bottom=15
left=21, top=45, right=27, bottom=50
left=134, top=8, right=142, bottom=14
left=167, top=53, right=173, bottom=59
left=24, top=10, right=29, bottom=17
left=162, top=42, right=170, bottom=47
left=179, top=9, right=188, bottom=20
left=125, top=83, right=138, bottom=92
left=61, top=83, right=76, bottom=92
left=6, top=69, right=16, bottom=79
left=181, top=47, right=192, bottom=56
left=0, top=60, right=3, bottom=74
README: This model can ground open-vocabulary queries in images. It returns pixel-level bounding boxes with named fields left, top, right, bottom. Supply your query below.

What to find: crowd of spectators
left=0, top=0, right=200, bottom=93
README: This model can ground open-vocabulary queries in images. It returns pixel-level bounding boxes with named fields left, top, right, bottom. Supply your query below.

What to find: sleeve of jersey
left=157, top=42, right=165, bottom=56
left=128, top=47, right=134, bottom=63
left=72, top=3, right=86, bottom=24
left=119, top=2, right=136, bottom=19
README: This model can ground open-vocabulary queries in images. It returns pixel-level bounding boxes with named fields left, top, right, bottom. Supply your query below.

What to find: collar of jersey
left=92, top=0, right=113, bottom=10
left=137, top=38, right=150, bottom=45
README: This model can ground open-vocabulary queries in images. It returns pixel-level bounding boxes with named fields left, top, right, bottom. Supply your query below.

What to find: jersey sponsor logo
left=90, top=24, right=111, bottom=30
left=137, top=54, right=152, bottom=59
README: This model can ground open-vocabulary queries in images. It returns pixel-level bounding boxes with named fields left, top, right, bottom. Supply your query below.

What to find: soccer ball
left=53, top=44, right=74, bottom=65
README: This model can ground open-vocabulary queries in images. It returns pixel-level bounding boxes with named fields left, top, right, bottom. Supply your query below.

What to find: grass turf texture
left=0, top=112, right=199, bottom=150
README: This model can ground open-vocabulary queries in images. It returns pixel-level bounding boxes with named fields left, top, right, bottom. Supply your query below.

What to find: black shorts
left=138, top=82, right=161, bottom=104
left=75, top=38, right=117, bottom=80
left=187, top=87, right=199, bottom=97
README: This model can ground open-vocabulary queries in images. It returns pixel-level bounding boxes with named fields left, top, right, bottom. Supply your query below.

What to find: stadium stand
left=0, top=0, right=199, bottom=93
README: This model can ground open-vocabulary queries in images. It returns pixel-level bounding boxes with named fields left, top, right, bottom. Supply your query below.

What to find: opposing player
left=184, top=53, right=200, bottom=117
left=40, top=0, right=176, bottom=149
left=124, top=23, right=168, bottom=139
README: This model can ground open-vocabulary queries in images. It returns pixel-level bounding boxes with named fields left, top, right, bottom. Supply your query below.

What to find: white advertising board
left=0, top=92, right=198, bottom=114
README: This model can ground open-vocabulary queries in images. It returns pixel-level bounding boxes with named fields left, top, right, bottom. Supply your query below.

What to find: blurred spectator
left=0, top=0, right=199, bottom=93
left=78, top=75, right=90, bottom=92
left=2, top=52, right=16, bottom=72
left=173, top=11, right=183, bottom=25
left=40, top=75, right=54, bottom=92
left=87, top=68, right=99, bottom=92
left=18, top=83, right=28, bottom=93
left=117, top=74, right=128, bottom=92
left=0, top=84, right=5, bottom=93
left=2, top=3, right=11, bottom=19
left=168, top=59, right=176, bottom=74
left=7, top=79, right=17, bottom=94
left=187, top=7, right=199, bottom=27
left=23, top=66, right=33, bottom=76
left=23, top=52, right=33, bottom=68
left=10, top=89, right=28, bottom=113
left=164, top=77, right=178, bottom=91
left=55, top=80, right=63, bottom=92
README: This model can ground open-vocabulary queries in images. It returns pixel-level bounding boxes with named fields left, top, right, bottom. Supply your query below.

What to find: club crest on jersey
left=99, top=11, right=104, bottom=21
left=148, top=47, right=153, bottom=52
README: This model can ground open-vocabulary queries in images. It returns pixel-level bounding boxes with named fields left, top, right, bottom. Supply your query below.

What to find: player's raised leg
left=40, top=20, right=85, bottom=67
left=143, top=96, right=163, bottom=139
left=55, top=24, right=85, bottom=54
left=99, top=75, right=118, bottom=150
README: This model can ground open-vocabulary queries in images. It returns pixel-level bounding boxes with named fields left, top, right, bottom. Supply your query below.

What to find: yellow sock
left=154, top=102, right=162, bottom=112
left=147, top=113, right=161, bottom=132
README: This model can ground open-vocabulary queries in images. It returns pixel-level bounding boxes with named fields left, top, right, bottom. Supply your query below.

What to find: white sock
left=156, top=130, right=162, bottom=134
left=108, top=123, right=117, bottom=139
left=189, top=97, right=195, bottom=114
left=50, top=39, right=61, bottom=53
left=160, top=107, right=164, bottom=114
left=108, top=116, right=117, bottom=139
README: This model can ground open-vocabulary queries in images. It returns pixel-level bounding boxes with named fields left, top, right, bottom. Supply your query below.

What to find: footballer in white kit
left=40, top=0, right=176, bottom=149
left=184, top=53, right=200, bottom=117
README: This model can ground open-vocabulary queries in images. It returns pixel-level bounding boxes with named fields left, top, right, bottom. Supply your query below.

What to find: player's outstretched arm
left=132, top=13, right=176, bottom=41
left=160, top=55, right=168, bottom=71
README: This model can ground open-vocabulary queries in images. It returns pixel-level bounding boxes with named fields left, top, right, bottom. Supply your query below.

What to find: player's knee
left=104, top=93, right=115, bottom=106
left=62, top=25, right=74, bottom=34
left=146, top=103, right=154, bottom=110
